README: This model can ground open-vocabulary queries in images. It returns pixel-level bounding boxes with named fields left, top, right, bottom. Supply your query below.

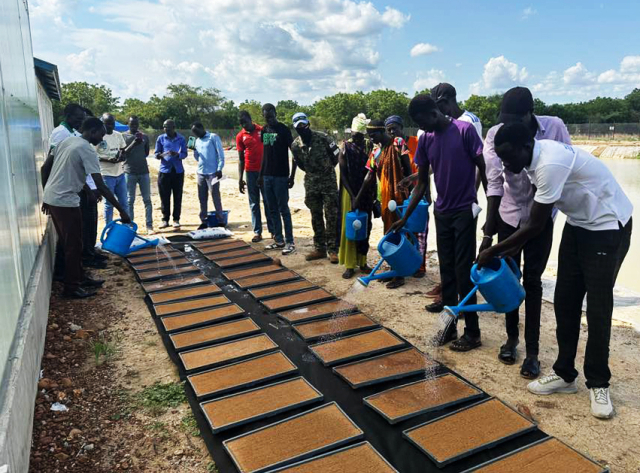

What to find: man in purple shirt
left=155, top=119, right=188, bottom=229
left=481, top=87, right=571, bottom=378
left=391, top=94, right=487, bottom=352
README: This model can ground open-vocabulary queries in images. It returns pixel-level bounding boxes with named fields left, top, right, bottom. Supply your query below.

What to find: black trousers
left=50, top=206, right=84, bottom=292
left=434, top=208, right=479, bottom=337
left=79, top=189, right=99, bottom=259
left=498, top=216, right=554, bottom=356
left=158, top=169, right=184, bottom=222
left=553, top=219, right=632, bottom=388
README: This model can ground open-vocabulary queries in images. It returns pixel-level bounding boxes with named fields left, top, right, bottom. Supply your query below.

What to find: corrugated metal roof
left=34, top=57, right=61, bottom=101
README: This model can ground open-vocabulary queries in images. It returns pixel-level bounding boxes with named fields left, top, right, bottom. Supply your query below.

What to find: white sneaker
left=282, top=243, right=296, bottom=255
left=146, top=228, right=155, bottom=235
left=158, top=221, right=169, bottom=229
left=590, top=387, right=614, bottom=419
left=527, top=373, right=578, bottom=395
left=173, top=221, right=181, bottom=228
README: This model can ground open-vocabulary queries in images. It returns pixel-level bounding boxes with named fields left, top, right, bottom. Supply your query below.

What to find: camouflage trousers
left=304, top=178, right=339, bottom=253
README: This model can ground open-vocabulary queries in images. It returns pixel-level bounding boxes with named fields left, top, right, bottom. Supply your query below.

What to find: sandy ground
left=83, top=151, right=640, bottom=473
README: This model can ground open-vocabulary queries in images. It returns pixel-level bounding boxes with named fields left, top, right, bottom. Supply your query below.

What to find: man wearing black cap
left=480, top=86, right=571, bottom=379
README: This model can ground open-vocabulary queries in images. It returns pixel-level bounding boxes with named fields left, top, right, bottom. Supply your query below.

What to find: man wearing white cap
left=291, top=112, right=341, bottom=263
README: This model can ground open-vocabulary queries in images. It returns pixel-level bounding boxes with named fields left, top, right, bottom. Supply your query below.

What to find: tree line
left=53, top=81, right=640, bottom=132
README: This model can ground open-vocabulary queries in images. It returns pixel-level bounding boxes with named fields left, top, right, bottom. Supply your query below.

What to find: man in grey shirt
left=42, top=117, right=131, bottom=298
left=123, top=115, right=153, bottom=233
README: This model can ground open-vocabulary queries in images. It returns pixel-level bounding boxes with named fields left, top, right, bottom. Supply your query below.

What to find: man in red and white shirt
left=237, top=110, right=272, bottom=242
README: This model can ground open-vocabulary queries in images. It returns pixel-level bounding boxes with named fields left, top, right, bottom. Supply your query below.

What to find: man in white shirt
left=478, top=123, right=633, bottom=420
left=97, top=113, right=128, bottom=224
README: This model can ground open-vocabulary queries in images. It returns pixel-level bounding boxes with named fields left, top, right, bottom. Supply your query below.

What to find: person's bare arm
left=353, top=169, right=375, bottom=210
left=91, top=173, right=131, bottom=223
left=41, top=150, right=55, bottom=188
left=238, top=150, right=246, bottom=194
left=473, top=153, right=488, bottom=194
left=388, top=163, right=429, bottom=233
left=338, top=148, right=355, bottom=201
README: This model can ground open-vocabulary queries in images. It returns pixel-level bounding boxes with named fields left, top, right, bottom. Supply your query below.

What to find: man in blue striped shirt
left=191, top=122, right=226, bottom=229
left=155, top=119, right=188, bottom=229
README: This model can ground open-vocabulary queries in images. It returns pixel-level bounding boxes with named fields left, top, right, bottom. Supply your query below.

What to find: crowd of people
left=41, top=84, right=632, bottom=421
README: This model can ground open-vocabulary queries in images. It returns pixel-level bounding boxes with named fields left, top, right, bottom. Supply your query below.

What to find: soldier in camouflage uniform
left=291, top=112, right=341, bottom=263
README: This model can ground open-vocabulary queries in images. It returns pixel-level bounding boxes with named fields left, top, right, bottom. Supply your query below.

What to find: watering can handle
left=100, top=219, right=138, bottom=243
left=504, top=256, right=522, bottom=280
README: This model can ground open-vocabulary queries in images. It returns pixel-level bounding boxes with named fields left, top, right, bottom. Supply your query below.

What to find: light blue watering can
left=345, top=210, right=368, bottom=241
left=100, top=220, right=159, bottom=257
left=442, top=257, right=525, bottom=320
left=357, top=229, right=422, bottom=286
left=388, top=197, right=429, bottom=233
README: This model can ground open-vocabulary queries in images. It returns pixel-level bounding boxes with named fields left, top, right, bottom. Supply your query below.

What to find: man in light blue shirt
left=191, top=122, right=225, bottom=229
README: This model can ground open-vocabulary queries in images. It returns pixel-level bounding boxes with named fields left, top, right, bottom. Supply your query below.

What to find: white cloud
left=522, top=7, right=537, bottom=19
left=410, top=43, right=440, bottom=57
left=470, top=56, right=528, bottom=94
left=413, top=69, right=446, bottom=91
left=563, top=62, right=596, bottom=85
left=620, top=56, right=640, bottom=73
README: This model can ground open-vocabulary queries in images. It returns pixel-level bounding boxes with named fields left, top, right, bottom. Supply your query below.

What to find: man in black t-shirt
left=258, top=103, right=297, bottom=255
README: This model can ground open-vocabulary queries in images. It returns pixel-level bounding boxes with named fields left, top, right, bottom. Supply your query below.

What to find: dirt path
left=31, top=154, right=640, bottom=472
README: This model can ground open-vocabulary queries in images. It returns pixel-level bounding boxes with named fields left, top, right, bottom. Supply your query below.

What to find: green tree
left=53, top=81, right=120, bottom=124
left=364, top=89, right=410, bottom=123
left=461, top=94, right=502, bottom=129
left=238, top=100, right=264, bottom=125
left=314, top=92, right=367, bottom=130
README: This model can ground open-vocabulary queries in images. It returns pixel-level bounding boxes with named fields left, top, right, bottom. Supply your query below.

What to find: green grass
left=206, top=462, right=219, bottom=473
left=135, top=382, right=187, bottom=416
left=87, top=333, right=118, bottom=365
left=180, top=413, right=201, bottom=437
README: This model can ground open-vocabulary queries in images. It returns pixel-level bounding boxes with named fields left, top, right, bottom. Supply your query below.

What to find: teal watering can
left=388, top=197, right=429, bottom=233
left=357, top=229, right=422, bottom=286
left=100, top=220, right=159, bottom=257
left=442, top=257, right=525, bottom=320
left=345, top=210, right=368, bottom=241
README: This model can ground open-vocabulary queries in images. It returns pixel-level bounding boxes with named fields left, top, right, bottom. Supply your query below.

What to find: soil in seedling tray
left=224, top=403, right=364, bottom=473
left=364, top=374, right=483, bottom=424
left=142, top=274, right=209, bottom=293
left=471, top=437, right=607, bottom=473
left=206, top=248, right=259, bottom=261
left=131, top=257, right=190, bottom=271
left=269, top=442, right=397, bottom=473
left=128, top=250, right=182, bottom=264
left=188, top=351, right=297, bottom=398
left=333, top=347, right=437, bottom=389
left=277, top=300, right=357, bottom=323
left=198, top=240, right=249, bottom=254
left=293, top=313, right=378, bottom=342
left=138, top=265, right=200, bottom=282
left=154, top=295, right=230, bottom=316
left=309, top=328, right=405, bottom=366
left=127, top=247, right=181, bottom=258
left=180, top=333, right=278, bottom=372
left=149, top=283, right=222, bottom=304
left=161, top=304, right=245, bottom=333
left=224, top=264, right=284, bottom=280
left=235, top=270, right=299, bottom=289
left=404, top=398, right=535, bottom=467
left=191, top=238, right=235, bottom=248
left=170, top=318, right=261, bottom=350
left=263, top=289, right=334, bottom=312
left=201, top=377, right=323, bottom=433
left=250, top=280, right=315, bottom=300
left=217, top=253, right=271, bottom=268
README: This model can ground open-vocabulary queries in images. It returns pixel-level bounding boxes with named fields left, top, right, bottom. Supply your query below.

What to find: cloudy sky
left=29, top=0, right=640, bottom=105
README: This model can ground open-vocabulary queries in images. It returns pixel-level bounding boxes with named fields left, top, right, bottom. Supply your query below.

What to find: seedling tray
left=250, top=281, right=315, bottom=300
left=126, top=247, right=181, bottom=258
left=179, top=333, right=278, bottom=372
left=217, top=253, right=271, bottom=268
left=198, top=240, right=249, bottom=254
left=142, top=274, right=209, bottom=293
left=235, top=270, right=300, bottom=289
left=160, top=304, right=245, bottom=333
left=403, top=398, right=536, bottom=467
left=309, top=328, right=405, bottom=366
left=364, top=374, right=483, bottom=424
left=223, top=402, right=364, bottom=473
left=190, top=238, right=235, bottom=248
left=131, top=257, right=191, bottom=271
left=200, top=377, right=323, bottom=433
left=262, top=288, right=334, bottom=312
left=188, top=351, right=298, bottom=399
left=148, top=284, right=222, bottom=304
left=223, top=264, right=285, bottom=281
left=463, top=437, right=609, bottom=473
left=137, top=265, right=201, bottom=282
left=333, top=347, right=438, bottom=389
left=206, top=248, right=259, bottom=261
left=169, top=318, right=261, bottom=351
left=277, top=300, right=357, bottom=324
left=153, top=295, right=230, bottom=317
left=267, top=441, right=398, bottom=473
left=127, top=250, right=182, bottom=264
left=292, top=313, right=378, bottom=342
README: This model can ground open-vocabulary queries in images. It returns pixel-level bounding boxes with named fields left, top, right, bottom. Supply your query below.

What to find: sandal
left=450, top=334, right=482, bottom=352
left=342, top=269, right=355, bottom=279
left=386, top=277, right=405, bottom=289
left=498, top=338, right=519, bottom=365
left=432, top=325, right=458, bottom=346
left=252, top=234, right=262, bottom=243
left=520, top=356, right=541, bottom=379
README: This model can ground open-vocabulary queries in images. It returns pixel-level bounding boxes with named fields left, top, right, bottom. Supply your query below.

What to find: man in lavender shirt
left=480, top=87, right=571, bottom=378
left=391, top=95, right=487, bottom=352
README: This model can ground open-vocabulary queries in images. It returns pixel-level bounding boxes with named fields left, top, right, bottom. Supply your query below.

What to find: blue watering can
left=100, top=220, right=159, bottom=257
left=442, top=257, right=525, bottom=321
left=345, top=210, right=368, bottom=241
left=388, top=197, right=429, bottom=233
left=357, top=229, right=422, bottom=286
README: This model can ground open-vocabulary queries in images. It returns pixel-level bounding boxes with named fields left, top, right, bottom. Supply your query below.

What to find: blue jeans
left=263, top=175, right=293, bottom=244
left=126, top=173, right=153, bottom=229
left=247, top=171, right=273, bottom=235
left=103, top=174, right=128, bottom=224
